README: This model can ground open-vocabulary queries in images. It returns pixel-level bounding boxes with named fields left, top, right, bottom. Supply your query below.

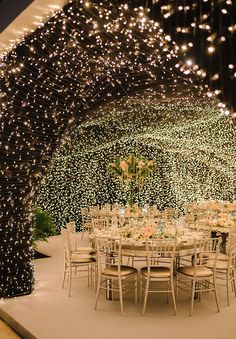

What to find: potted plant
left=32, top=205, right=56, bottom=257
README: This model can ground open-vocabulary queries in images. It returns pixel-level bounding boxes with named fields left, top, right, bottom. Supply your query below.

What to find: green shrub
left=32, top=206, right=56, bottom=244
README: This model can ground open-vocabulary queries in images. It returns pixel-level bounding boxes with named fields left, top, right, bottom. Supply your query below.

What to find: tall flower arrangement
left=109, top=153, right=156, bottom=206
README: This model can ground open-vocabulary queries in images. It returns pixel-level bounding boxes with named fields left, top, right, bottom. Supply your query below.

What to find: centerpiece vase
left=127, top=180, right=135, bottom=209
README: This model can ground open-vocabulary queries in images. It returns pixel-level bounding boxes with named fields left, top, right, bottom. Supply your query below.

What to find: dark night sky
left=0, top=0, right=33, bottom=32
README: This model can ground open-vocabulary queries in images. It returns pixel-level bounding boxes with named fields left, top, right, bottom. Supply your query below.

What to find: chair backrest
left=90, top=209, right=102, bottom=221
left=229, top=244, right=236, bottom=267
left=95, top=236, right=122, bottom=274
left=92, top=218, right=110, bottom=231
left=66, top=221, right=77, bottom=250
left=89, top=205, right=100, bottom=213
left=101, top=204, right=111, bottom=212
left=193, top=237, right=221, bottom=272
left=81, top=207, right=90, bottom=223
left=229, top=233, right=236, bottom=247
left=61, top=227, right=72, bottom=262
left=145, top=238, right=177, bottom=273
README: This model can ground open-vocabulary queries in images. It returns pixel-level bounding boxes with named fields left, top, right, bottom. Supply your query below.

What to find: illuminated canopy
left=0, top=1, right=235, bottom=298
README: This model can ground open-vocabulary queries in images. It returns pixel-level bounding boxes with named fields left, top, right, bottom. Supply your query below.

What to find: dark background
left=0, top=0, right=33, bottom=32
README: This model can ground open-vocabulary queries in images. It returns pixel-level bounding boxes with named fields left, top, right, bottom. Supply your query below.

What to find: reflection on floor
left=1, top=234, right=236, bottom=339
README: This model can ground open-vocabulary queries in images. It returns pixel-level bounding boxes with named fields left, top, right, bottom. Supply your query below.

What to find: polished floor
left=0, top=320, right=21, bottom=339
left=1, top=234, right=236, bottom=339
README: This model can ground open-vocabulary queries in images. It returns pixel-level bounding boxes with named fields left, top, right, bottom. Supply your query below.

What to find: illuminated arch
left=0, top=1, right=234, bottom=297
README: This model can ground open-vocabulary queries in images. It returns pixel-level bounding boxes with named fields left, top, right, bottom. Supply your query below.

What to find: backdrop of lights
left=37, top=94, right=236, bottom=231
left=0, top=0, right=235, bottom=298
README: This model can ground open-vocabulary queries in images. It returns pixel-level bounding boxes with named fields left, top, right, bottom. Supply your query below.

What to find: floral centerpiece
left=184, top=200, right=236, bottom=233
left=109, top=153, right=155, bottom=206
left=119, top=224, right=178, bottom=242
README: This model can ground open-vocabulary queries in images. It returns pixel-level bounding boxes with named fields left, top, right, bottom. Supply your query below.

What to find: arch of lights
left=0, top=0, right=235, bottom=298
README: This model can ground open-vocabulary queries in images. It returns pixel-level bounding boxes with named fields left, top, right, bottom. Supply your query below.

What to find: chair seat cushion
left=103, top=265, right=137, bottom=277
left=216, top=253, right=229, bottom=261
left=71, top=253, right=96, bottom=263
left=177, top=266, right=213, bottom=277
left=206, top=260, right=232, bottom=270
left=141, top=266, right=171, bottom=278
left=200, top=252, right=228, bottom=261
left=73, top=247, right=96, bottom=254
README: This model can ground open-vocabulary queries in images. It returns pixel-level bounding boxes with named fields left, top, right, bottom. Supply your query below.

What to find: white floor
left=1, top=234, right=236, bottom=339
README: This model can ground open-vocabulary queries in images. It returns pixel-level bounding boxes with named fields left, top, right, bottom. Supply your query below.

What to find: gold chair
left=61, top=227, right=96, bottom=296
left=206, top=244, right=236, bottom=306
left=65, top=221, right=96, bottom=255
left=80, top=207, right=92, bottom=239
left=91, top=218, right=110, bottom=231
left=94, top=236, right=138, bottom=316
left=140, top=238, right=177, bottom=315
left=177, top=237, right=221, bottom=316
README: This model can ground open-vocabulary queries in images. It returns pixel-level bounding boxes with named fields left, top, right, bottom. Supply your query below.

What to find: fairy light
left=38, top=96, right=236, bottom=229
left=149, top=0, right=236, bottom=115
left=208, top=46, right=215, bottom=54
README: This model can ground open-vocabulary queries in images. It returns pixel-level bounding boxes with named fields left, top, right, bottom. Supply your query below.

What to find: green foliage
left=32, top=206, right=56, bottom=244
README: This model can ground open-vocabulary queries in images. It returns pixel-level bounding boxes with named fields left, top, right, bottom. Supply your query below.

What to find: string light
left=208, top=46, right=215, bottom=54
left=38, top=96, right=236, bottom=230
left=149, top=0, right=236, bottom=115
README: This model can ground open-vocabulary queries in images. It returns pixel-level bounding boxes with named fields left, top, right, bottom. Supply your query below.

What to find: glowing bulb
left=208, top=46, right=215, bottom=54
left=186, top=59, right=193, bottom=66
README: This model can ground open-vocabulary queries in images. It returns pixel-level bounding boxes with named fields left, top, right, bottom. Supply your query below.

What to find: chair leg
left=166, top=281, right=169, bottom=304
left=94, top=274, right=102, bottom=310
left=232, top=271, right=236, bottom=297
left=93, top=264, right=97, bottom=292
left=68, top=266, right=72, bottom=297
left=81, top=231, right=84, bottom=240
left=190, top=278, right=196, bottom=316
left=134, top=275, right=138, bottom=304
left=171, top=278, right=177, bottom=316
left=118, top=277, right=124, bottom=316
left=62, top=264, right=67, bottom=288
left=87, top=265, right=90, bottom=286
left=142, top=278, right=149, bottom=315
left=213, top=277, right=220, bottom=313
left=140, top=274, right=143, bottom=303
left=226, top=271, right=230, bottom=306
left=176, top=273, right=179, bottom=302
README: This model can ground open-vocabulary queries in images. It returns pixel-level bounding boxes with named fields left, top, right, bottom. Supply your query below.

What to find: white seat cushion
left=103, top=265, right=137, bottom=277
left=201, top=252, right=228, bottom=261
left=141, top=266, right=171, bottom=278
left=73, top=247, right=96, bottom=254
left=206, top=260, right=232, bottom=270
left=177, top=266, right=213, bottom=278
left=71, top=253, right=96, bottom=263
